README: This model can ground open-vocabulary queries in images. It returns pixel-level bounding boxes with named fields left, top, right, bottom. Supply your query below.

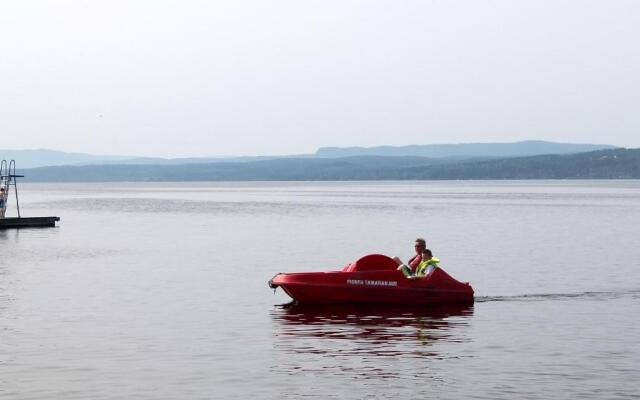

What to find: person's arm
left=423, top=264, right=437, bottom=276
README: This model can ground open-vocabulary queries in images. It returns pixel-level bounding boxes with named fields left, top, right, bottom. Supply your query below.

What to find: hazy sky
left=2, top=0, right=639, bottom=157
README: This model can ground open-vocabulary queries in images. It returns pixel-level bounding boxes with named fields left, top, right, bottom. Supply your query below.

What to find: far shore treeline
left=15, top=148, right=640, bottom=182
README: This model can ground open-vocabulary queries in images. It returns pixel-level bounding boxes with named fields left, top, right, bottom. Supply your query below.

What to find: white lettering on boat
left=346, top=279, right=397, bottom=287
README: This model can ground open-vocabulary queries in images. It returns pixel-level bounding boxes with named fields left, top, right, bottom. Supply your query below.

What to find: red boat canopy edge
left=342, top=254, right=398, bottom=273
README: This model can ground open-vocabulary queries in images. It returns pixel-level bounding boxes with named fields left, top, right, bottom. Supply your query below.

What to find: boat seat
left=342, top=254, right=399, bottom=272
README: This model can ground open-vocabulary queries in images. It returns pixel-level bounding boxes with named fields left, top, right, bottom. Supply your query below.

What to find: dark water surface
left=1, top=181, right=639, bottom=399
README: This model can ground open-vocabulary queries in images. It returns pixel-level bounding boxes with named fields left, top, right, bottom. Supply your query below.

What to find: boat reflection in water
left=271, top=302, right=474, bottom=359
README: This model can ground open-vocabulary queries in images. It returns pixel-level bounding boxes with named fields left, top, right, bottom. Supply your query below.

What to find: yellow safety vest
left=415, top=257, right=440, bottom=277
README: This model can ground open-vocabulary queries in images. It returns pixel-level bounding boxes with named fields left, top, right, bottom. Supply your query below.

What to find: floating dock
left=0, top=159, right=60, bottom=229
left=0, top=216, right=60, bottom=229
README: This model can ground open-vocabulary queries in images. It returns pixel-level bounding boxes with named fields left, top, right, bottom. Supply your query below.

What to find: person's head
left=414, top=238, right=426, bottom=254
left=421, top=248, right=433, bottom=260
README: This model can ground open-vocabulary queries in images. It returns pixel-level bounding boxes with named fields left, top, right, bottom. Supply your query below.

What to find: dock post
left=9, top=160, right=20, bottom=218
left=0, top=160, right=6, bottom=218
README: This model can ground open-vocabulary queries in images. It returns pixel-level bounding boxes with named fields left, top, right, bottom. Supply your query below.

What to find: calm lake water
left=1, top=181, right=639, bottom=399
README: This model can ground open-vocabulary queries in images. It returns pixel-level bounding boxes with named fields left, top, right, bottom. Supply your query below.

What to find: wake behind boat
left=269, top=254, right=474, bottom=305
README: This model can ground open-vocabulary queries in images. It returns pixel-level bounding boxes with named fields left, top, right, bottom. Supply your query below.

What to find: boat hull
left=270, top=268, right=474, bottom=305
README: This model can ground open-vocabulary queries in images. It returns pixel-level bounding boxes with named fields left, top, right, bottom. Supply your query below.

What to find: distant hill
left=19, top=156, right=447, bottom=182
left=396, top=148, right=640, bottom=180
left=315, top=140, right=616, bottom=158
left=19, top=148, right=640, bottom=182
left=1, top=140, right=618, bottom=168
left=0, top=149, right=292, bottom=168
left=0, top=149, right=132, bottom=168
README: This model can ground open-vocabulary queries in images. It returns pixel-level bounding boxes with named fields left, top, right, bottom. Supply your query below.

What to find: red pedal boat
left=268, top=254, right=474, bottom=305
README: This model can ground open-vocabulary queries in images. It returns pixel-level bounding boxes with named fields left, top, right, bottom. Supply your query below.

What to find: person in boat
left=393, top=237, right=427, bottom=273
left=397, top=248, right=440, bottom=279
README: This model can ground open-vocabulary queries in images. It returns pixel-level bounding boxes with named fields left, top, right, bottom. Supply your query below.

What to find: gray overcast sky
left=1, top=0, right=639, bottom=157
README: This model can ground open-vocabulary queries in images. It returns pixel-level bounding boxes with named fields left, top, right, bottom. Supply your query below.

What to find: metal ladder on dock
left=0, top=160, right=24, bottom=218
